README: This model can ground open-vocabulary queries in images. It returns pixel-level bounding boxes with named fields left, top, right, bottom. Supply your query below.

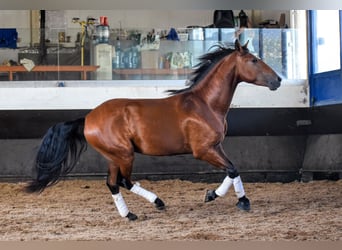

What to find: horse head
left=234, top=40, right=281, bottom=91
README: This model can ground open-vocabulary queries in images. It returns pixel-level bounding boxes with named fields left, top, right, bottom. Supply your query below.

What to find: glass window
left=314, top=10, right=340, bottom=73
left=0, top=10, right=308, bottom=83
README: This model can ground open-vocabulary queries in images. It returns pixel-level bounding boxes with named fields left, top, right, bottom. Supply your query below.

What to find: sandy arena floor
left=0, top=179, right=341, bottom=241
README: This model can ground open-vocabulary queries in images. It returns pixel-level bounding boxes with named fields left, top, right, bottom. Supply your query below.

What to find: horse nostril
left=278, top=76, right=282, bottom=82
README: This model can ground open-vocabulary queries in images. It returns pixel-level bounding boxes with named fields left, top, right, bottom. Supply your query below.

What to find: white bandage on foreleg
left=215, top=176, right=234, bottom=197
left=130, top=183, right=157, bottom=203
left=112, top=192, right=129, bottom=217
left=233, top=176, right=246, bottom=198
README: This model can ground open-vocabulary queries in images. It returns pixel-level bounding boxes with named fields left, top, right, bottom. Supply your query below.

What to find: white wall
left=0, top=10, right=30, bottom=28
left=0, top=79, right=308, bottom=110
left=65, top=10, right=213, bottom=29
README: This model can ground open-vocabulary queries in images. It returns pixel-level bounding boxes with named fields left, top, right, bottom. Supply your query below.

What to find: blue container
left=0, top=28, right=18, bottom=49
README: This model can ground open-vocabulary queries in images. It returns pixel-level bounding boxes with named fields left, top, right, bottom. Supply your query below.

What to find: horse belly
left=132, top=122, right=189, bottom=156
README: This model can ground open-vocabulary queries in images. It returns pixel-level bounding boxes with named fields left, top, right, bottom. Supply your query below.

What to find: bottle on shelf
left=113, top=38, right=123, bottom=69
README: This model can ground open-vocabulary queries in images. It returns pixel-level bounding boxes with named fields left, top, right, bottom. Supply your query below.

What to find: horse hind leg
left=116, top=170, right=165, bottom=211
left=107, top=160, right=165, bottom=221
left=106, top=162, right=138, bottom=221
left=129, top=182, right=165, bottom=210
left=106, top=181, right=137, bottom=221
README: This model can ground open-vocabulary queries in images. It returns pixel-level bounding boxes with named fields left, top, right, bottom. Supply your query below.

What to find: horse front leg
left=194, top=143, right=250, bottom=211
left=205, top=161, right=250, bottom=211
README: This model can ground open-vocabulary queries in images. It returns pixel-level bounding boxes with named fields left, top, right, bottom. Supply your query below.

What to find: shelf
left=0, top=65, right=99, bottom=80
left=113, top=68, right=193, bottom=75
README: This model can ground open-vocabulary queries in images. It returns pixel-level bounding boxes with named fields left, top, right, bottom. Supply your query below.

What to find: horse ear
left=235, top=39, right=242, bottom=51
left=242, top=40, right=249, bottom=50
left=235, top=39, right=250, bottom=53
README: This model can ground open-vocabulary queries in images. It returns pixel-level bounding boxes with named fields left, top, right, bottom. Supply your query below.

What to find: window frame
left=308, top=10, right=342, bottom=106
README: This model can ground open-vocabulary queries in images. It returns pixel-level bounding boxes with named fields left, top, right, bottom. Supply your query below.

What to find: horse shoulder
left=178, top=95, right=225, bottom=143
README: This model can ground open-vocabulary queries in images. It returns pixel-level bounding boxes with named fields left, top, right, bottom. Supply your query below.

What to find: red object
left=100, top=16, right=108, bottom=26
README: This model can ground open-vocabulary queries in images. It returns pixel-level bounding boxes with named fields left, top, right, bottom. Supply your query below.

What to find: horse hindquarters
left=84, top=113, right=165, bottom=221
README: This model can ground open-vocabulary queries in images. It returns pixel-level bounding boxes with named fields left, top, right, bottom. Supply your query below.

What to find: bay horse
left=25, top=40, right=281, bottom=221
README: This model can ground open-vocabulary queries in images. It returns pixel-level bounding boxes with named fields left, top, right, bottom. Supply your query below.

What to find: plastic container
left=0, top=28, right=18, bottom=48
left=188, top=27, right=204, bottom=41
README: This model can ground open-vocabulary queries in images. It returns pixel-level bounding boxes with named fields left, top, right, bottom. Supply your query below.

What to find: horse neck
left=192, top=56, right=239, bottom=116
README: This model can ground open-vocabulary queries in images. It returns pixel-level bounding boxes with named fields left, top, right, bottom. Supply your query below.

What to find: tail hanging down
left=25, top=118, right=87, bottom=193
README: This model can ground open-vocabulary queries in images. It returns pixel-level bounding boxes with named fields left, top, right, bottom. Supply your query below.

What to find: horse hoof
left=204, top=190, right=217, bottom=203
left=236, top=196, right=250, bottom=211
left=126, top=212, right=138, bottom=221
left=155, top=197, right=165, bottom=210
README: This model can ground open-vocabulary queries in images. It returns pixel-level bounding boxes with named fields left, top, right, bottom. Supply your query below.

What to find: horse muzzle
left=268, top=76, right=281, bottom=91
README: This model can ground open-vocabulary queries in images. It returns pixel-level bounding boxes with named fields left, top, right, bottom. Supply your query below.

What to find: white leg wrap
left=233, top=176, right=246, bottom=198
left=130, top=183, right=157, bottom=203
left=215, top=176, right=234, bottom=197
left=112, top=192, right=129, bottom=218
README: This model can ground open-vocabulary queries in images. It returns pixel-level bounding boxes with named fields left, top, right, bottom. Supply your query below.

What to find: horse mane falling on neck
left=167, top=40, right=248, bottom=96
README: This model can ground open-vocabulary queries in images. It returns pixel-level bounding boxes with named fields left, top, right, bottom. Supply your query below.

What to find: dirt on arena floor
left=0, top=178, right=341, bottom=241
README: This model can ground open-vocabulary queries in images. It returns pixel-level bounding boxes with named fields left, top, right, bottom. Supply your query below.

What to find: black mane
left=167, top=43, right=236, bottom=95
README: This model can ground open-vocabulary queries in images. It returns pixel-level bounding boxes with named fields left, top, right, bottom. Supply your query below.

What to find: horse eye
left=252, top=58, right=258, bottom=63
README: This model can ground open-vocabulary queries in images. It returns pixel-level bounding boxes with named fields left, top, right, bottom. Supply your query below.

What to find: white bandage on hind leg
left=112, top=192, right=129, bottom=217
left=215, top=176, right=234, bottom=197
left=130, top=183, right=157, bottom=203
left=233, top=175, right=246, bottom=198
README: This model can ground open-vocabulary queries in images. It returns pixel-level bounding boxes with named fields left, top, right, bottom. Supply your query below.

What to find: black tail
left=25, top=118, right=87, bottom=193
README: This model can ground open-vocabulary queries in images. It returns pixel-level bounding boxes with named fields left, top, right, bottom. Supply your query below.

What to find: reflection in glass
left=315, top=10, right=340, bottom=73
